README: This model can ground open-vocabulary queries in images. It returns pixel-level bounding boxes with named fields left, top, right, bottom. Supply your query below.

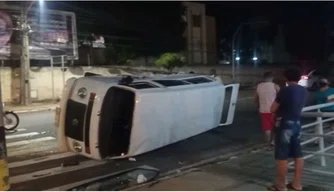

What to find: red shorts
left=260, top=113, right=274, bottom=131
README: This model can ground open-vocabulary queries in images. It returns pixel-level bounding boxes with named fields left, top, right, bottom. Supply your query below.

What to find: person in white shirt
left=256, top=72, right=280, bottom=147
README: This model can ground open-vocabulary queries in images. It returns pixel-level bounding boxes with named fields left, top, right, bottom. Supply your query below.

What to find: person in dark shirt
left=272, top=76, right=287, bottom=148
left=268, top=68, right=308, bottom=191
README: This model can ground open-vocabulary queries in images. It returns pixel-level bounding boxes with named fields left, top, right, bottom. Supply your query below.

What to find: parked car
left=218, top=60, right=230, bottom=65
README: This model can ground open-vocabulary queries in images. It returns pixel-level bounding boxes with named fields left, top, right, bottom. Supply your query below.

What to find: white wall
left=0, top=65, right=284, bottom=103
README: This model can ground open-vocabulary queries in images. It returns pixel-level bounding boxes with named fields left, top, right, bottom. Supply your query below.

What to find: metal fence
left=288, top=102, right=334, bottom=175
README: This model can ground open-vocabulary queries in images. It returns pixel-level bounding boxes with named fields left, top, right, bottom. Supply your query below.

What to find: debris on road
left=228, top=156, right=238, bottom=160
left=137, top=174, right=147, bottom=183
left=129, top=157, right=136, bottom=162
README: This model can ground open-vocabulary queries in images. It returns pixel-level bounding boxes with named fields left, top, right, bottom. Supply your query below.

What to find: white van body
left=56, top=74, right=239, bottom=160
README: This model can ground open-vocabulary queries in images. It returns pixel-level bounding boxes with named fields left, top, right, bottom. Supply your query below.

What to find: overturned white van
left=56, top=74, right=239, bottom=160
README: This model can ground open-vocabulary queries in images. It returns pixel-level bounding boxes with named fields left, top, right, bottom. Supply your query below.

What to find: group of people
left=256, top=67, right=334, bottom=191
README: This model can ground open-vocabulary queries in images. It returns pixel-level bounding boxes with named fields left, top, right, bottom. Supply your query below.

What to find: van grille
left=65, top=99, right=86, bottom=141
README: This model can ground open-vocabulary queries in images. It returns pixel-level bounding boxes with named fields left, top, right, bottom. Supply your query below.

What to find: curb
left=10, top=106, right=57, bottom=114
left=125, top=143, right=266, bottom=191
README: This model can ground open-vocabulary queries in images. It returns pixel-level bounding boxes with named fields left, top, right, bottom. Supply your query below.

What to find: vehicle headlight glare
left=77, top=87, right=87, bottom=99
left=72, top=141, right=82, bottom=152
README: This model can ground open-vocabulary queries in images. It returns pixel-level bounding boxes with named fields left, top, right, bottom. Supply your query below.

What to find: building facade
left=182, top=2, right=217, bottom=65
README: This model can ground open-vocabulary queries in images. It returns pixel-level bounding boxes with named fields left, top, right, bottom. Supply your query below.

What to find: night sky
left=46, top=1, right=333, bottom=61
left=207, top=2, right=330, bottom=60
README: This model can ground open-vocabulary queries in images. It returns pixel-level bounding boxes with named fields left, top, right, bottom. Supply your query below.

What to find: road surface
left=6, top=111, right=57, bottom=161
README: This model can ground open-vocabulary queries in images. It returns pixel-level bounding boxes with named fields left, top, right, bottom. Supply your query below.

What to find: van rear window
left=127, top=82, right=158, bottom=89
left=184, top=77, right=213, bottom=84
left=153, top=80, right=189, bottom=87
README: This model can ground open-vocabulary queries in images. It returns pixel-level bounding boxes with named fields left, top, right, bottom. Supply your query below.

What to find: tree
left=155, top=53, right=186, bottom=73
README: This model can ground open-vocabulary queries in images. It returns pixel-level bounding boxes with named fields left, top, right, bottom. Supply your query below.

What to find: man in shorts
left=315, top=78, right=334, bottom=143
left=269, top=68, right=308, bottom=191
left=256, top=72, right=280, bottom=147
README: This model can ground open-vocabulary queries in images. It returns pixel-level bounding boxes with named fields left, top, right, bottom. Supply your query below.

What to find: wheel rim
left=4, top=114, right=17, bottom=129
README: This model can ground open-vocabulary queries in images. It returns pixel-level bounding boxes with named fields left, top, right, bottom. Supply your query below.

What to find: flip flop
left=267, top=185, right=287, bottom=191
left=286, top=183, right=302, bottom=191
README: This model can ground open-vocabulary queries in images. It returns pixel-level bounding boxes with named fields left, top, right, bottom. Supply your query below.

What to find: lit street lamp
left=0, top=2, right=44, bottom=190
left=19, top=0, right=44, bottom=105
left=231, top=20, right=268, bottom=82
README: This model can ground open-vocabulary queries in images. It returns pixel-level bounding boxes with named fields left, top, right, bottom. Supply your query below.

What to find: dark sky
left=206, top=2, right=331, bottom=60
left=46, top=1, right=333, bottom=61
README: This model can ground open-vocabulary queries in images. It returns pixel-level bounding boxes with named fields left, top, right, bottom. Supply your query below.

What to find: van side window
left=184, top=77, right=213, bottom=84
left=153, top=80, right=189, bottom=87
left=127, top=82, right=158, bottom=89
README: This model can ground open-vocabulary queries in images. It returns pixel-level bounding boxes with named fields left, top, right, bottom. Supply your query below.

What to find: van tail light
left=301, top=75, right=309, bottom=80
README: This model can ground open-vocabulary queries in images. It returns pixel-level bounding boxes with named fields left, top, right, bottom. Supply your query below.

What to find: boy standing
left=256, top=72, right=280, bottom=147
left=269, top=68, right=308, bottom=191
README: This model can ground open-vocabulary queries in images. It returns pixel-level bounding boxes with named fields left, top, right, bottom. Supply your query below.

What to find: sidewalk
left=4, top=102, right=59, bottom=113
left=133, top=148, right=333, bottom=191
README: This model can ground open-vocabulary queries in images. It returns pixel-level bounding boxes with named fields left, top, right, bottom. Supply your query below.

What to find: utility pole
left=0, top=63, right=10, bottom=190
left=20, top=2, right=31, bottom=105
left=231, top=24, right=242, bottom=82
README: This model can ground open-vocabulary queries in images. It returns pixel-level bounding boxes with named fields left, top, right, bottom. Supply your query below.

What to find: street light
left=252, top=57, right=258, bottom=61
left=231, top=20, right=268, bottom=82
left=236, top=56, right=240, bottom=61
left=20, top=0, right=44, bottom=105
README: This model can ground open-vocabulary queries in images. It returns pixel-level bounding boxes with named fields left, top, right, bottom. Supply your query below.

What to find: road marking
left=7, top=137, right=55, bottom=148
left=6, top=132, right=40, bottom=140
left=14, top=128, right=27, bottom=132
left=5, top=128, right=27, bottom=134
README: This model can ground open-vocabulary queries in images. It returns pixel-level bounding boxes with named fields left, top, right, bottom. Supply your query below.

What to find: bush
left=155, top=53, right=186, bottom=73
left=106, top=46, right=136, bottom=65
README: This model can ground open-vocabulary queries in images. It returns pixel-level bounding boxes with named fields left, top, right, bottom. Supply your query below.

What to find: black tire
left=4, top=111, right=19, bottom=131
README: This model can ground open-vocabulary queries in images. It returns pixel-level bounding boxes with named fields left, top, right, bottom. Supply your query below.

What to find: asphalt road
left=5, top=111, right=57, bottom=161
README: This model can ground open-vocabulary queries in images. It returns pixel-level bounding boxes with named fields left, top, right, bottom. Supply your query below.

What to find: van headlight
left=72, top=141, right=82, bottom=152
left=77, top=87, right=87, bottom=99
